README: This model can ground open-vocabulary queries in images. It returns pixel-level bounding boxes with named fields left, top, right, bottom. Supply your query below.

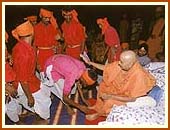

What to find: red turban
left=97, top=17, right=110, bottom=35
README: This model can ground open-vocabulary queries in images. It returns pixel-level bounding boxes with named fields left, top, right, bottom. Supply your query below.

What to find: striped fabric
left=49, top=87, right=97, bottom=125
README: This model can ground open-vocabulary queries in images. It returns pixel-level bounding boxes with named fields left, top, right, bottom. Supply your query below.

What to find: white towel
left=126, top=96, right=156, bottom=107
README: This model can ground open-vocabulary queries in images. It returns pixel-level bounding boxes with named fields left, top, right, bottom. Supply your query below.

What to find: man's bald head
left=119, top=50, right=137, bottom=71
left=120, top=50, right=137, bottom=63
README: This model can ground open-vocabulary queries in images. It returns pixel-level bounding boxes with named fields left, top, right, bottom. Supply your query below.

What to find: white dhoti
left=5, top=83, right=51, bottom=122
left=5, top=98, right=22, bottom=122
left=42, top=65, right=77, bottom=103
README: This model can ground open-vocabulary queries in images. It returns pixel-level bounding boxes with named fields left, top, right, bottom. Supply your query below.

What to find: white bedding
left=98, top=62, right=166, bottom=126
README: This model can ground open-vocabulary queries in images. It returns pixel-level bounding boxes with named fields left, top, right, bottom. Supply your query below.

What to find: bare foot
left=65, top=105, right=75, bottom=115
left=19, top=110, right=36, bottom=119
left=88, top=105, right=95, bottom=110
left=86, top=113, right=99, bottom=121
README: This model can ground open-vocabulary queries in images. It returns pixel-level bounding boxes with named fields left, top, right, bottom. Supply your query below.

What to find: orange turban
left=62, top=9, right=79, bottom=23
left=25, top=15, right=37, bottom=22
left=39, top=8, right=58, bottom=29
left=121, top=42, right=129, bottom=50
left=12, top=21, right=34, bottom=41
left=5, top=31, right=9, bottom=42
left=82, top=71, right=95, bottom=86
left=97, top=17, right=110, bottom=35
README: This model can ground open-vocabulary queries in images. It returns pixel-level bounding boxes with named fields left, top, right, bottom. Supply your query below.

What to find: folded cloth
left=126, top=96, right=156, bottom=107
left=147, top=85, right=163, bottom=105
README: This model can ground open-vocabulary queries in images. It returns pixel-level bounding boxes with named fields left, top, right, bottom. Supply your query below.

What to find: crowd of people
left=5, top=6, right=165, bottom=125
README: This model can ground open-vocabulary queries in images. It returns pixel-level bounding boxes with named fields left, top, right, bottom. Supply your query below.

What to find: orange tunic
left=147, top=18, right=164, bottom=60
left=61, top=20, right=85, bottom=59
left=93, top=62, right=156, bottom=115
left=34, top=22, right=58, bottom=71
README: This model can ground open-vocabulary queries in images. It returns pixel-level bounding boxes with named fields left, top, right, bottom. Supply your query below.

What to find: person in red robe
left=34, top=8, right=61, bottom=73
left=5, top=31, right=16, bottom=94
left=5, top=31, right=23, bottom=124
left=11, top=21, right=51, bottom=124
left=61, top=9, right=86, bottom=59
left=97, top=17, right=122, bottom=63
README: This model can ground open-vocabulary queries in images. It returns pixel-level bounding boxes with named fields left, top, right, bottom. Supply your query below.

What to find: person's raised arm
left=88, top=62, right=105, bottom=71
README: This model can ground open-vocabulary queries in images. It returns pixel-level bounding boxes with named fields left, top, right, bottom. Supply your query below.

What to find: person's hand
left=100, top=93, right=112, bottom=100
left=100, top=55, right=105, bottom=62
left=82, top=99, right=91, bottom=106
left=79, top=105, right=90, bottom=114
left=27, top=95, right=35, bottom=107
left=9, top=56, right=13, bottom=66
left=52, top=46, right=57, bottom=54
left=55, top=34, right=61, bottom=41
left=5, top=92, right=11, bottom=103
left=5, top=83, right=18, bottom=98
left=36, top=64, right=41, bottom=72
left=88, top=105, right=95, bottom=110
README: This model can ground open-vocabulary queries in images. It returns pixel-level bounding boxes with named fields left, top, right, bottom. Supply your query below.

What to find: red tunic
left=12, top=40, right=40, bottom=93
left=34, top=22, right=58, bottom=71
left=5, top=63, right=16, bottom=82
left=61, top=20, right=85, bottom=59
left=104, top=26, right=122, bottom=63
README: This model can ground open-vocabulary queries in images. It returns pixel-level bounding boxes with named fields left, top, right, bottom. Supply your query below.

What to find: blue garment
left=148, top=85, right=163, bottom=105
left=137, top=55, right=151, bottom=66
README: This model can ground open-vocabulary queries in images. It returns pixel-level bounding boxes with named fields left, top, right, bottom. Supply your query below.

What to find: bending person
left=43, top=54, right=97, bottom=115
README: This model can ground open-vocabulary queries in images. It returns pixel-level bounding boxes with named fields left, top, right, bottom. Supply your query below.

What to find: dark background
left=5, top=5, right=164, bottom=51
left=5, top=5, right=160, bottom=32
